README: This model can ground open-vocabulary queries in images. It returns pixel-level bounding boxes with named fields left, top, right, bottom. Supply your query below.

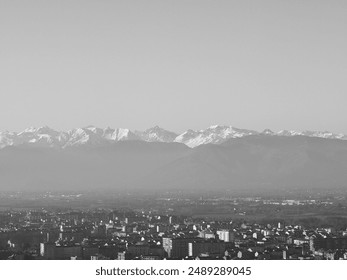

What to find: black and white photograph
left=0, top=0, right=347, bottom=279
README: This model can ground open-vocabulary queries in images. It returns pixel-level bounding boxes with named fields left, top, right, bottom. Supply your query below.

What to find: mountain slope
left=0, top=135, right=347, bottom=192
left=143, top=135, right=347, bottom=191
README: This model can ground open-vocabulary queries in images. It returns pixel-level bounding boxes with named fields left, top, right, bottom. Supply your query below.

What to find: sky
left=0, top=0, right=346, bottom=134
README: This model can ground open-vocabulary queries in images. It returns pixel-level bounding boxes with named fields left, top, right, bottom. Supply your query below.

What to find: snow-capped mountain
left=275, top=130, right=347, bottom=140
left=301, top=130, right=347, bottom=140
left=64, top=127, right=107, bottom=147
left=0, top=131, right=16, bottom=148
left=261, top=129, right=275, bottom=135
left=277, top=130, right=304, bottom=137
left=64, top=126, right=140, bottom=147
left=102, top=127, right=140, bottom=142
left=0, top=125, right=346, bottom=149
left=174, top=125, right=259, bottom=147
left=134, top=126, right=178, bottom=143
left=13, top=126, right=68, bottom=147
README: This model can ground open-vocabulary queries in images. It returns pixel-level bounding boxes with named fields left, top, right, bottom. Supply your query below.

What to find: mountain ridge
left=1, top=125, right=347, bottom=149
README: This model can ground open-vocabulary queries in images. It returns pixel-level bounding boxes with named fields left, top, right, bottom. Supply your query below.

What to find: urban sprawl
left=1, top=191, right=347, bottom=260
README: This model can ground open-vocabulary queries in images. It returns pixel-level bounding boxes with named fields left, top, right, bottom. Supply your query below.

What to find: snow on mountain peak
left=277, top=130, right=303, bottom=136
left=0, top=125, right=346, bottom=149
left=262, top=129, right=275, bottom=135
left=208, top=124, right=220, bottom=129
left=175, top=126, right=259, bottom=147
left=135, top=126, right=178, bottom=143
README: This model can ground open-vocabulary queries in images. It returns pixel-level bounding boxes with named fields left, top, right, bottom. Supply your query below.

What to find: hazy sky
left=0, top=0, right=346, bottom=133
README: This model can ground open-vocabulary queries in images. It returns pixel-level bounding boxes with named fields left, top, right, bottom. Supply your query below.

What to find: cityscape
left=1, top=3, right=347, bottom=277
left=1, top=190, right=347, bottom=260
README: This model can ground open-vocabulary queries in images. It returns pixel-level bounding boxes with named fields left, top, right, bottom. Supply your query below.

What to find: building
left=198, top=229, right=215, bottom=239
left=188, top=240, right=226, bottom=258
left=217, top=229, right=234, bottom=242
left=310, top=236, right=347, bottom=251
left=40, top=242, right=82, bottom=260
left=163, top=237, right=196, bottom=259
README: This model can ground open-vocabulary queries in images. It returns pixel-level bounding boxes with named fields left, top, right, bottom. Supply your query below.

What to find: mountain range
left=0, top=125, right=347, bottom=192
left=1, top=125, right=347, bottom=149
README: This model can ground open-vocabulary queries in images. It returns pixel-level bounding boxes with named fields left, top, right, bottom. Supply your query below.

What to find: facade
left=188, top=240, right=226, bottom=258
left=217, top=229, right=234, bottom=242
left=40, top=242, right=82, bottom=260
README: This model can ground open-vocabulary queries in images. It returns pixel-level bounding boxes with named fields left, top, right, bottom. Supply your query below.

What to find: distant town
left=1, top=190, right=347, bottom=260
